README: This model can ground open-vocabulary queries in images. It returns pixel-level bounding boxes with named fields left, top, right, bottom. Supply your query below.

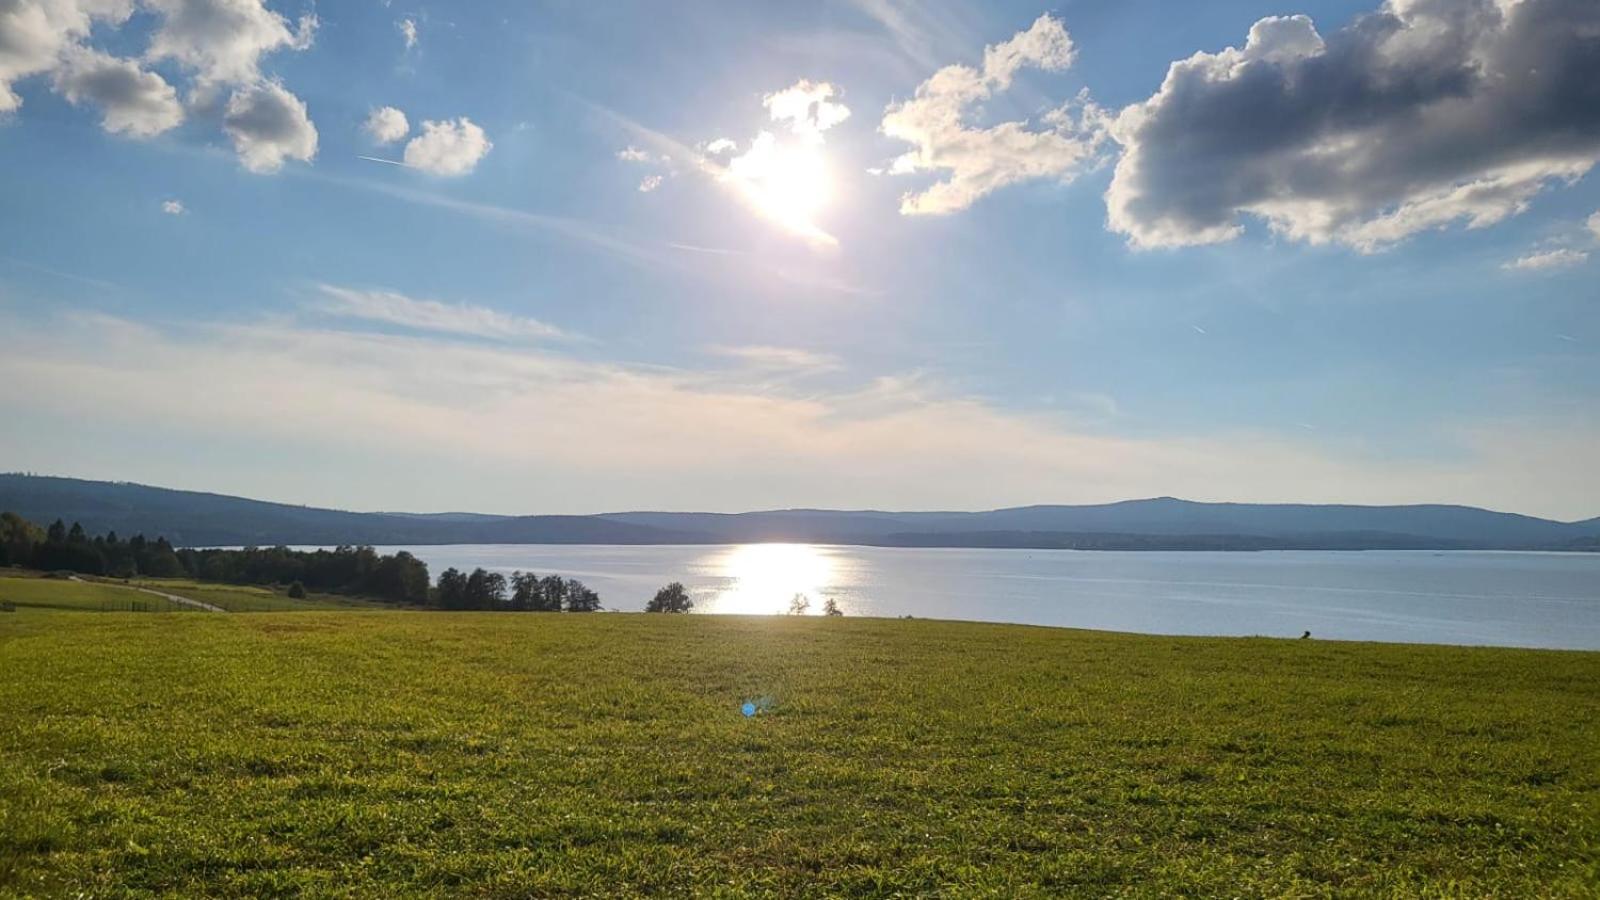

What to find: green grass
left=1, top=613, right=1596, bottom=896
left=0, top=571, right=373, bottom=613
left=112, top=578, right=367, bottom=612
left=0, top=572, right=194, bottom=613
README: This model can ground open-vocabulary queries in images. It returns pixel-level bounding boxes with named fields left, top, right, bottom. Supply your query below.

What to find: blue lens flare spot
left=741, top=702, right=757, bottom=718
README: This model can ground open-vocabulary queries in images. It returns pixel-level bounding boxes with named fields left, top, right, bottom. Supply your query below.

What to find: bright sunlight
left=705, top=543, right=838, bottom=615
left=722, top=133, right=838, bottom=246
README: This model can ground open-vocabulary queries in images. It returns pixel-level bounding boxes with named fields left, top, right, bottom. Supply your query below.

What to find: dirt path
left=130, top=586, right=225, bottom=613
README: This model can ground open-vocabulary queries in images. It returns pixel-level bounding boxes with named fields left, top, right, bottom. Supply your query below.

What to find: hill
left=2, top=473, right=1596, bottom=550
left=1, top=612, right=1595, bottom=895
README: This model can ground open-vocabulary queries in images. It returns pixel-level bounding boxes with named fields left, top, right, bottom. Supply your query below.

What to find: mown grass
left=0, top=612, right=1596, bottom=897
left=0, top=571, right=372, bottom=614
left=0, top=572, right=194, bottom=613
left=113, top=578, right=366, bottom=612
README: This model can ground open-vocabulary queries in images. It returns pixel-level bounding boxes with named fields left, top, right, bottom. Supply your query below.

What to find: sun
left=723, top=132, right=837, bottom=246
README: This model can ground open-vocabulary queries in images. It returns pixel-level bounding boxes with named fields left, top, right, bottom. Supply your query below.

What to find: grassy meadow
left=1, top=608, right=1597, bottom=896
left=0, top=571, right=363, bottom=614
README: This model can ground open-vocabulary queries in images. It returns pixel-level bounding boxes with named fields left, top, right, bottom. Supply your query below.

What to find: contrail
left=356, top=155, right=412, bottom=168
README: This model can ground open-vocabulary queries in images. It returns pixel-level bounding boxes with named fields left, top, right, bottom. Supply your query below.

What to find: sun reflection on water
left=703, top=543, right=838, bottom=615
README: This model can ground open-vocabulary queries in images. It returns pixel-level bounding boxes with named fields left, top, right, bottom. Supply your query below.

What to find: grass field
left=1, top=612, right=1596, bottom=896
left=0, top=571, right=368, bottom=614
left=116, top=578, right=367, bottom=612
left=0, top=572, right=196, bottom=613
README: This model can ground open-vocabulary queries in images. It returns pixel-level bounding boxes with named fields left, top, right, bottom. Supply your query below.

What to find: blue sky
left=1, top=0, right=1597, bottom=518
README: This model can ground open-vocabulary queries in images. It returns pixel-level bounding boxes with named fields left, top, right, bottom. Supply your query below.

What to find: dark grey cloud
left=1107, top=0, right=1600, bottom=250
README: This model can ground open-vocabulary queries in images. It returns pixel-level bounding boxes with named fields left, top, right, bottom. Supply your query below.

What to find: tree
left=646, top=582, right=693, bottom=613
left=287, top=580, right=307, bottom=599
left=46, top=519, right=67, bottom=544
left=535, top=575, right=566, bottom=612
left=565, top=579, right=602, bottom=612
left=464, top=568, right=507, bottom=610
left=366, top=551, right=430, bottom=604
left=510, top=571, right=540, bottom=611
left=0, top=512, right=44, bottom=568
left=823, top=597, right=843, bottom=616
left=788, top=593, right=811, bottom=615
left=436, top=567, right=469, bottom=609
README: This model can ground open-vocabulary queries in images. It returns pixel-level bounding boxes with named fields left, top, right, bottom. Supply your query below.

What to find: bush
left=287, top=581, right=307, bottom=599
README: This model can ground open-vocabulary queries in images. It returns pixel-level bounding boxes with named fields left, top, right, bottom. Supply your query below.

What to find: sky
left=0, top=0, right=1597, bottom=519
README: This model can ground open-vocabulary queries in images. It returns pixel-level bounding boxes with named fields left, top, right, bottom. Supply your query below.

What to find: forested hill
left=2, top=474, right=1597, bottom=551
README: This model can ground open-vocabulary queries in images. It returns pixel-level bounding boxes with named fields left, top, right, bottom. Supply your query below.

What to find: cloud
left=637, top=174, right=662, bottom=193
left=880, top=14, right=1110, bottom=215
left=3, top=307, right=1597, bottom=518
left=706, top=79, right=853, bottom=246
left=314, top=285, right=571, bottom=341
left=762, top=79, right=851, bottom=137
left=398, top=17, right=416, bottom=50
left=221, top=79, right=317, bottom=173
left=1501, top=248, right=1590, bottom=272
left=1, top=0, right=319, bottom=172
left=708, top=344, right=843, bottom=374
left=1590, top=212, right=1600, bottom=242
left=161, top=198, right=185, bottom=214
left=51, top=46, right=183, bottom=137
left=1107, top=0, right=1600, bottom=251
left=363, top=105, right=408, bottom=144
left=142, top=0, right=316, bottom=88
left=0, top=0, right=133, bottom=115
left=615, top=145, right=651, bottom=162
left=402, top=117, right=492, bottom=176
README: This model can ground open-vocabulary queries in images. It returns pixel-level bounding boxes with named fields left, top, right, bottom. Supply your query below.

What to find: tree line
left=2, top=511, right=843, bottom=615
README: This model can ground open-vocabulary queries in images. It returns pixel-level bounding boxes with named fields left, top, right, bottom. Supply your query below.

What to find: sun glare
left=706, top=543, right=837, bottom=615
left=724, top=133, right=838, bottom=247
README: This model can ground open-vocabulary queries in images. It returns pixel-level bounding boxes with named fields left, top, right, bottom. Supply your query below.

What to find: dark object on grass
left=0, top=601, right=14, bottom=613
left=1301, top=630, right=1311, bottom=639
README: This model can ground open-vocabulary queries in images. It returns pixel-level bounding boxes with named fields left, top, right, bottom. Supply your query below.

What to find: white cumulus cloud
left=52, top=45, right=183, bottom=137
left=1106, top=0, right=1600, bottom=251
left=142, top=0, right=316, bottom=88
left=638, top=174, right=663, bottom=193
left=763, top=79, right=850, bottom=137
left=221, top=79, right=317, bottom=173
left=880, top=14, right=1110, bottom=215
left=403, top=117, right=492, bottom=176
left=398, top=17, right=416, bottom=50
left=161, top=198, right=185, bottom=214
left=615, top=145, right=650, bottom=162
left=363, top=105, right=408, bottom=144
left=0, top=0, right=320, bottom=172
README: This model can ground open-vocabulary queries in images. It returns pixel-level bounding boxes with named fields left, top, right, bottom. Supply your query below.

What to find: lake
left=348, top=544, right=1600, bottom=650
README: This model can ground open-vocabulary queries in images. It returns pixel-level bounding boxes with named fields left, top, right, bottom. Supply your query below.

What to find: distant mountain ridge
left=2, top=474, right=1596, bottom=551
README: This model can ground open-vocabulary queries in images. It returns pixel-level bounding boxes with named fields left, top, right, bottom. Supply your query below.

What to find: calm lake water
left=349, top=544, right=1600, bottom=650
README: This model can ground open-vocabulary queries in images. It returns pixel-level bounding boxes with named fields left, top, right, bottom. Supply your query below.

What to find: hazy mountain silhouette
left=2, top=474, right=1596, bottom=550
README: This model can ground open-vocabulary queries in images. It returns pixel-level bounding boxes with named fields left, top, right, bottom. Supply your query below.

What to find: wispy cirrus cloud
left=1502, top=248, right=1590, bottom=273
left=313, top=285, right=572, bottom=342
left=2, top=307, right=1595, bottom=517
left=707, top=344, right=844, bottom=374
